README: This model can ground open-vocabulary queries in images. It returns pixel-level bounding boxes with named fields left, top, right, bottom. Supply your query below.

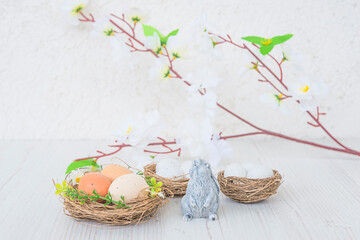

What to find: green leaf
left=271, top=34, right=293, bottom=45
left=142, top=24, right=163, bottom=38
left=65, top=158, right=99, bottom=174
left=260, top=44, right=275, bottom=55
left=151, top=177, right=156, bottom=186
left=55, top=190, right=62, bottom=195
left=155, top=182, right=163, bottom=187
left=55, top=184, right=62, bottom=190
left=142, top=24, right=179, bottom=45
left=242, top=36, right=264, bottom=45
left=164, top=29, right=179, bottom=44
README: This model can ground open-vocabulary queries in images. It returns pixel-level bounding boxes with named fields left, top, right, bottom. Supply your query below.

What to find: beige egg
left=108, top=174, right=149, bottom=202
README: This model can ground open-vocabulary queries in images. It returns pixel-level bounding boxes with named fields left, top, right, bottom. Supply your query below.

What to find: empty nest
left=217, top=170, right=282, bottom=203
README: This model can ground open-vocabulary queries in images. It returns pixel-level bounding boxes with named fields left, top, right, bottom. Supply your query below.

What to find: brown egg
left=78, top=172, right=111, bottom=197
left=101, top=164, right=133, bottom=182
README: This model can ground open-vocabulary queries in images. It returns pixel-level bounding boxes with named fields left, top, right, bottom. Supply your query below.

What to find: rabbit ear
left=211, top=171, right=220, bottom=193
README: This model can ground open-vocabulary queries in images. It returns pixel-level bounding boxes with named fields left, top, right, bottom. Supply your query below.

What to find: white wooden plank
left=0, top=140, right=359, bottom=240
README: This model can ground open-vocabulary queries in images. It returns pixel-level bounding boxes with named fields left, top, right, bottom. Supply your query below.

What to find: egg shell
left=180, top=161, right=193, bottom=177
left=101, top=164, right=133, bottom=182
left=108, top=174, right=149, bottom=202
left=246, top=166, right=274, bottom=179
left=241, top=161, right=261, bottom=172
left=78, top=172, right=111, bottom=197
left=156, top=159, right=182, bottom=178
left=224, top=163, right=247, bottom=178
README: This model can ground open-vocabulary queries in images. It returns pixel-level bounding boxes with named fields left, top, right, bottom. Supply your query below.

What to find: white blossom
left=186, top=66, right=222, bottom=90
left=288, top=75, right=327, bottom=111
left=114, top=110, right=162, bottom=150
left=166, top=34, right=189, bottom=59
left=68, top=166, right=99, bottom=185
left=148, top=58, right=171, bottom=81
left=61, top=0, right=89, bottom=26
left=144, top=32, right=161, bottom=52
left=205, top=133, right=233, bottom=168
left=188, top=89, right=217, bottom=119
left=259, top=93, right=290, bottom=114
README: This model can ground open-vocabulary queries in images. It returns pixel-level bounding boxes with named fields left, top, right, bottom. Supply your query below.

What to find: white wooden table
left=1, top=139, right=359, bottom=240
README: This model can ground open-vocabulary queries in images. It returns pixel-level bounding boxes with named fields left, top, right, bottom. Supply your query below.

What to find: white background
left=0, top=0, right=359, bottom=141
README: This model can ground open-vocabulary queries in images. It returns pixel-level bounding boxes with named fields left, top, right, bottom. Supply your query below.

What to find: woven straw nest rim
left=56, top=178, right=174, bottom=226
left=143, top=163, right=189, bottom=196
left=217, top=170, right=282, bottom=203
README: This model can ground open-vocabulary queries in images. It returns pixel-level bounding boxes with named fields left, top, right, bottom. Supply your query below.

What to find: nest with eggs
left=217, top=170, right=282, bottom=203
left=144, top=163, right=189, bottom=196
left=58, top=183, right=173, bottom=226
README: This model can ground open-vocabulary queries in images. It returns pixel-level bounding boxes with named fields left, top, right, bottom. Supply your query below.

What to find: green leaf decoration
left=163, top=29, right=179, bottom=45
left=142, top=24, right=179, bottom=45
left=271, top=34, right=293, bottom=45
left=260, top=44, right=275, bottom=55
left=65, top=158, right=100, bottom=174
left=143, top=24, right=161, bottom=38
left=151, top=177, right=156, bottom=186
left=241, top=36, right=264, bottom=45
left=242, top=34, right=293, bottom=55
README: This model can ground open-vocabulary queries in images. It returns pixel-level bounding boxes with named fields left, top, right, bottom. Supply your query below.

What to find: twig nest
left=217, top=170, right=282, bottom=203
left=61, top=188, right=173, bottom=226
left=144, top=163, right=189, bottom=196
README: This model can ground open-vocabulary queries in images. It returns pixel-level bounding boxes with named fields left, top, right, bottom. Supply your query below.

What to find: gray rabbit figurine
left=181, top=159, right=220, bottom=221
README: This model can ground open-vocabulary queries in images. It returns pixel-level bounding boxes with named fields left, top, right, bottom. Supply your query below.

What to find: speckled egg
left=101, top=164, right=133, bottom=182
left=108, top=174, right=149, bottom=202
left=78, top=172, right=111, bottom=197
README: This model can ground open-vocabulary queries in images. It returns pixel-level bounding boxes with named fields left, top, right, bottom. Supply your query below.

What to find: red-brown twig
left=307, top=107, right=326, bottom=128
left=109, top=13, right=159, bottom=58
left=78, top=11, right=95, bottom=22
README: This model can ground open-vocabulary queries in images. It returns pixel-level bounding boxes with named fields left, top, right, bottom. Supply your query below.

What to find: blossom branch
left=109, top=14, right=159, bottom=58
left=76, top=13, right=360, bottom=158
left=253, top=62, right=290, bottom=97
left=210, top=32, right=360, bottom=156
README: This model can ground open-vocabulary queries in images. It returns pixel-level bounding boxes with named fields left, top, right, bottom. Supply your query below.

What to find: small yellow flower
left=104, top=28, right=115, bottom=36
left=163, top=68, right=172, bottom=78
left=71, top=4, right=84, bottom=16
left=126, top=126, right=132, bottom=135
left=75, top=177, right=82, bottom=183
left=299, top=85, right=309, bottom=93
left=260, top=38, right=272, bottom=46
left=55, top=180, right=68, bottom=195
left=248, top=62, right=259, bottom=71
left=131, top=16, right=141, bottom=24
